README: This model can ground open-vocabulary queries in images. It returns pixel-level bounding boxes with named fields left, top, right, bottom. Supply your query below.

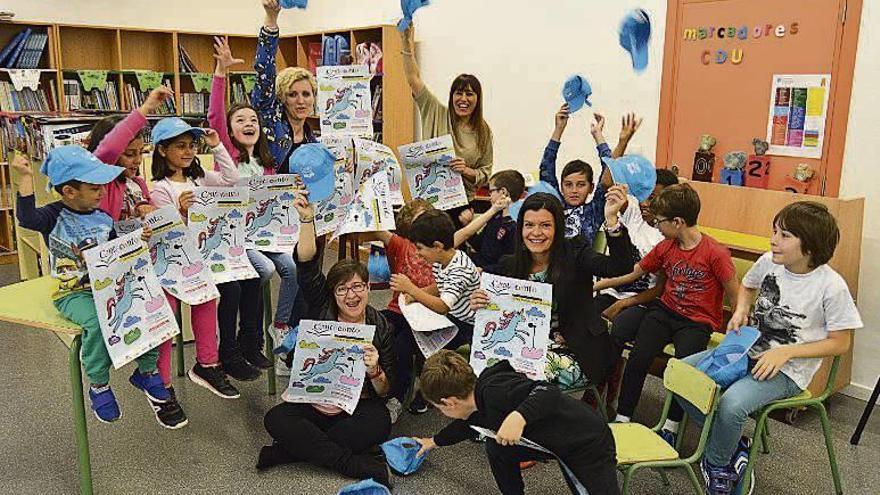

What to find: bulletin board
left=656, top=0, right=863, bottom=197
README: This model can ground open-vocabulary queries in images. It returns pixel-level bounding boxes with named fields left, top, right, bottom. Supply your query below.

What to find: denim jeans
left=677, top=350, right=802, bottom=466
left=247, top=249, right=305, bottom=327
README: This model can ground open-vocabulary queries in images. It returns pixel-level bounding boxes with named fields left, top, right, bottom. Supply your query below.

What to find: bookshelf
left=0, top=21, right=414, bottom=268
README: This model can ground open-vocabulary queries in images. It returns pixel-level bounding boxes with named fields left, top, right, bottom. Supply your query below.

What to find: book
left=308, top=42, right=322, bottom=74
left=0, top=29, right=27, bottom=67
left=16, top=32, right=49, bottom=68
left=178, top=44, right=198, bottom=73
left=2, top=28, right=31, bottom=68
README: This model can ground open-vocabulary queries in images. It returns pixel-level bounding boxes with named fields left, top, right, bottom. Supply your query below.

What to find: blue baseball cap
left=619, top=9, right=652, bottom=73
left=695, top=326, right=761, bottom=388
left=562, top=75, right=592, bottom=113
left=381, top=437, right=427, bottom=476
left=289, top=143, right=337, bottom=202
left=398, top=0, right=431, bottom=32
left=40, top=145, right=123, bottom=188
left=337, top=479, right=391, bottom=495
left=280, top=0, right=308, bottom=8
left=601, top=155, right=657, bottom=203
left=150, top=117, right=205, bottom=145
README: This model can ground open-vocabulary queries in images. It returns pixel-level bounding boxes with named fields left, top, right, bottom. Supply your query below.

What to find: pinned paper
left=190, top=73, right=213, bottom=93
left=77, top=70, right=108, bottom=92
left=7, top=69, right=41, bottom=91
left=134, top=70, right=164, bottom=91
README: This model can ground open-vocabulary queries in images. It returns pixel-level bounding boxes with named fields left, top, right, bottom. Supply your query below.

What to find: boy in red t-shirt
left=595, top=184, right=738, bottom=442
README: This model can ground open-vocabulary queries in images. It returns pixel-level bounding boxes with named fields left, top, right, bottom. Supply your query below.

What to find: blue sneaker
left=660, top=428, right=677, bottom=448
left=701, top=458, right=737, bottom=495
left=88, top=385, right=121, bottom=423
left=129, top=370, right=171, bottom=403
left=732, top=437, right=756, bottom=495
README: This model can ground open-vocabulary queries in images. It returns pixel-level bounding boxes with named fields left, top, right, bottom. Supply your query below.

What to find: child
left=459, top=169, right=524, bottom=268
left=683, top=202, right=861, bottom=495
left=601, top=184, right=739, bottom=442
left=12, top=147, right=169, bottom=425
left=149, top=118, right=256, bottom=413
left=414, top=350, right=620, bottom=495
left=208, top=37, right=303, bottom=366
left=87, top=86, right=174, bottom=221
left=390, top=209, right=482, bottom=413
left=540, top=105, right=640, bottom=243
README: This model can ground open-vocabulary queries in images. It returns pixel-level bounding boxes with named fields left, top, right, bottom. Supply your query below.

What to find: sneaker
left=701, top=458, right=738, bottom=495
left=408, top=392, right=430, bottom=414
left=188, top=363, right=241, bottom=399
left=88, top=385, right=121, bottom=423
left=660, top=428, right=678, bottom=448
left=150, top=387, right=188, bottom=430
left=243, top=348, right=273, bottom=370
left=386, top=398, right=403, bottom=424
left=223, top=355, right=261, bottom=381
left=275, top=356, right=291, bottom=377
left=732, top=437, right=756, bottom=495
left=129, top=370, right=171, bottom=403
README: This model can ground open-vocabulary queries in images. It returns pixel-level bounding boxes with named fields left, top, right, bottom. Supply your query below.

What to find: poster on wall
left=765, top=74, right=831, bottom=159
left=317, top=65, right=374, bottom=138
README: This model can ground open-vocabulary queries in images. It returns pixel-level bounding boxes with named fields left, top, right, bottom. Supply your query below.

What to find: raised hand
left=262, top=0, right=281, bottom=28
left=213, top=36, right=245, bottom=74
left=620, top=112, right=643, bottom=142
left=590, top=112, right=606, bottom=137
left=202, top=128, right=221, bottom=148
left=140, top=86, right=174, bottom=116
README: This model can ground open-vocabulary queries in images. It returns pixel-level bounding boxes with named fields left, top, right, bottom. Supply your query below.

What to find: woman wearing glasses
left=259, top=195, right=396, bottom=487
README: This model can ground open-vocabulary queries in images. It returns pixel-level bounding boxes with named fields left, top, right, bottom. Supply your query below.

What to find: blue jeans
left=247, top=250, right=305, bottom=327
left=676, top=350, right=802, bottom=466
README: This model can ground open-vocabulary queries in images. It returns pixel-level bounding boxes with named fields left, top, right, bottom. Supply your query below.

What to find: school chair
left=610, top=358, right=720, bottom=495
left=850, top=374, right=880, bottom=446
left=741, top=355, right=844, bottom=495
left=262, top=283, right=277, bottom=395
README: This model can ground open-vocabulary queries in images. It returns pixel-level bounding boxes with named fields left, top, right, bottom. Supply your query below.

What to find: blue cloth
left=337, top=479, right=391, bottom=495
left=397, top=0, right=431, bottom=32
left=381, top=436, right=427, bottom=475
left=289, top=143, right=336, bottom=202
left=619, top=9, right=652, bottom=73
left=695, top=326, right=761, bottom=388
left=601, top=154, right=657, bottom=202
left=562, top=75, right=592, bottom=113
left=273, top=323, right=299, bottom=355
left=40, top=145, right=122, bottom=188
left=150, top=117, right=205, bottom=145
left=538, top=140, right=611, bottom=243
left=280, top=0, right=308, bottom=8
left=509, top=180, right=562, bottom=221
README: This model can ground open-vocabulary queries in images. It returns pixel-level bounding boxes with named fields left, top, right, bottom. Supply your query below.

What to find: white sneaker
left=275, top=357, right=291, bottom=377
left=386, top=398, right=403, bottom=424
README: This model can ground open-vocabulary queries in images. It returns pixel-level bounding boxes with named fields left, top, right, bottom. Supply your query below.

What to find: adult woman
left=253, top=0, right=318, bottom=172
left=400, top=23, right=494, bottom=224
left=260, top=195, right=396, bottom=486
left=470, top=190, right=634, bottom=388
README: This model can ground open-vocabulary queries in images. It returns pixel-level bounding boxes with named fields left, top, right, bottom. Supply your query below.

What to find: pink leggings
left=157, top=292, right=219, bottom=386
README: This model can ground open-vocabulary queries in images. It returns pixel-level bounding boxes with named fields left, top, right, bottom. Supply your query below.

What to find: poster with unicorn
left=143, top=206, right=219, bottom=306
left=282, top=320, right=376, bottom=415
left=188, top=187, right=258, bottom=284
left=237, top=175, right=300, bottom=252
left=317, top=65, right=373, bottom=138
left=83, top=229, right=180, bottom=369
left=471, top=273, right=552, bottom=380
left=332, top=172, right=396, bottom=240
left=353, top=138, right=404, bottom=206
left=398, top=135, right=468, bottom=211
left=315, top=136, right=356, bottom=237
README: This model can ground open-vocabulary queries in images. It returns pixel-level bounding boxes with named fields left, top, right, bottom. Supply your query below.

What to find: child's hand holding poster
left=84, top=229, right=180, bottom=369
left=398, top=135, right=468, bottom=211
left=188, top=186, right=258, bottom=283
left=317, top=65, right=373, bottom=138
left=354, top=138, right=404, bottom=206
left=283, top=319, right=376, bottom=415
left=144, top=206, right=220, bottom=306
left=471, top=273, right=552, bottom=380
left=315, top=136, right=356, bottom=237
left=332, top=173, right=395, bottom=240
left=237, top=174, right=300, bottom=252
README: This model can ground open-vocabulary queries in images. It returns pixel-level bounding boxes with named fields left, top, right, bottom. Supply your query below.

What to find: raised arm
left=539, top=106, right=569, bottom=193
left=11, top=153, right=56, bottom=234
left=453, top=196, right=509, bottom=248
left=209, top=36, right=245, bottom=161
left=252, top=0, right=282, bottom=114
left=93, top=86, right=171, bottom=165
left=612, top=112, right=642, bottom=159
left=399, top=25, right=426, bottom=97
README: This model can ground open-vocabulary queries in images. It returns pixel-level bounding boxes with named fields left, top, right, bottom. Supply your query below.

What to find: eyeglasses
left=650, top=217, right=676, bottom=228
left=334, top=282, right=368, bottom=297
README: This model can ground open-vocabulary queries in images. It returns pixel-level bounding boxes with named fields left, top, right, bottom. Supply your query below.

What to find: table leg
left=68, top=335, right=93, bottom=495
left=850, top=375, right=880, bottom=445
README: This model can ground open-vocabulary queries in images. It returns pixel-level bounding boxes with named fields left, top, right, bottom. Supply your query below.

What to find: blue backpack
left=695, top=326, right=761, bottom=388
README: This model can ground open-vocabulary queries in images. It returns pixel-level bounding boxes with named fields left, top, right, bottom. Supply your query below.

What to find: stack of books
left=123, top=80, right=176, bottom=115
left=181, top=92, right=209, bottom=115
left=178, top=44, right=199, bottom=73
left=0, top=28, right=50, bottom=68
left=0, top=79, right=56, bottom=112
left=63, top=79, right=120, bottom=111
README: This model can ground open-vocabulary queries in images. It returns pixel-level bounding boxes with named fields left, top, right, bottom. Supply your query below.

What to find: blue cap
left=337, top=479, right=391, bottom=495
left=397, top=0, right=431, bottom=32
left=289, top=143, right=337, bottom=202
left=695, top=326, right=760, bottom=388
left=150, top=117, right=205, bottom=145
left=509, top=180, right=562, bottom=221
left=601, top=155, right=657, bottom=203
left=562, top=75, right=592, bottom=113
left=273, top=325, right=299, bottom=355
left=381, top=437, right=427, bottom=476
left=40, top=145, right=123, bottom=188
left=619, top=9, right=651, bottom=73
left=280, top=0, right=308, bottom=8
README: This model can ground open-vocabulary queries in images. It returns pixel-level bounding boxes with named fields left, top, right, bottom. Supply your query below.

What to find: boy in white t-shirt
left=679, top=201, right=862, bottom=495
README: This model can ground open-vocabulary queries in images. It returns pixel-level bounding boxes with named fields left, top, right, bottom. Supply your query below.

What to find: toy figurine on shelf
left=745, top=138, right=771, bottom=189
left=692, top=134, right=716, bottom=182
left=784, top=163, right=815, bottom=194
left=720, top=151, right=746, bottom=186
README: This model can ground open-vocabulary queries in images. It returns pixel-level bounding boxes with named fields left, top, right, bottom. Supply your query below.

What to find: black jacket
left=295, top=252, right=396, bottom=400
left=434, top=361, right=615, bottom=462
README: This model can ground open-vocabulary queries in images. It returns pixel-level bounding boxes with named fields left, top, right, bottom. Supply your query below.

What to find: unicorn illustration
left=245, top=197, right=284, bottom=235
left=414, top=163, right=443, bottom=193
left=324, top=86, right=358, bottom=119
left=481, top=309, right=530, bottom=350
left=197, top=216, right=231, bottom=256
left=151, top=239, right=183, bottom=278
left=300, top=347, right=348, bottom=381
left=106, top=270, right=145, bottom=333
